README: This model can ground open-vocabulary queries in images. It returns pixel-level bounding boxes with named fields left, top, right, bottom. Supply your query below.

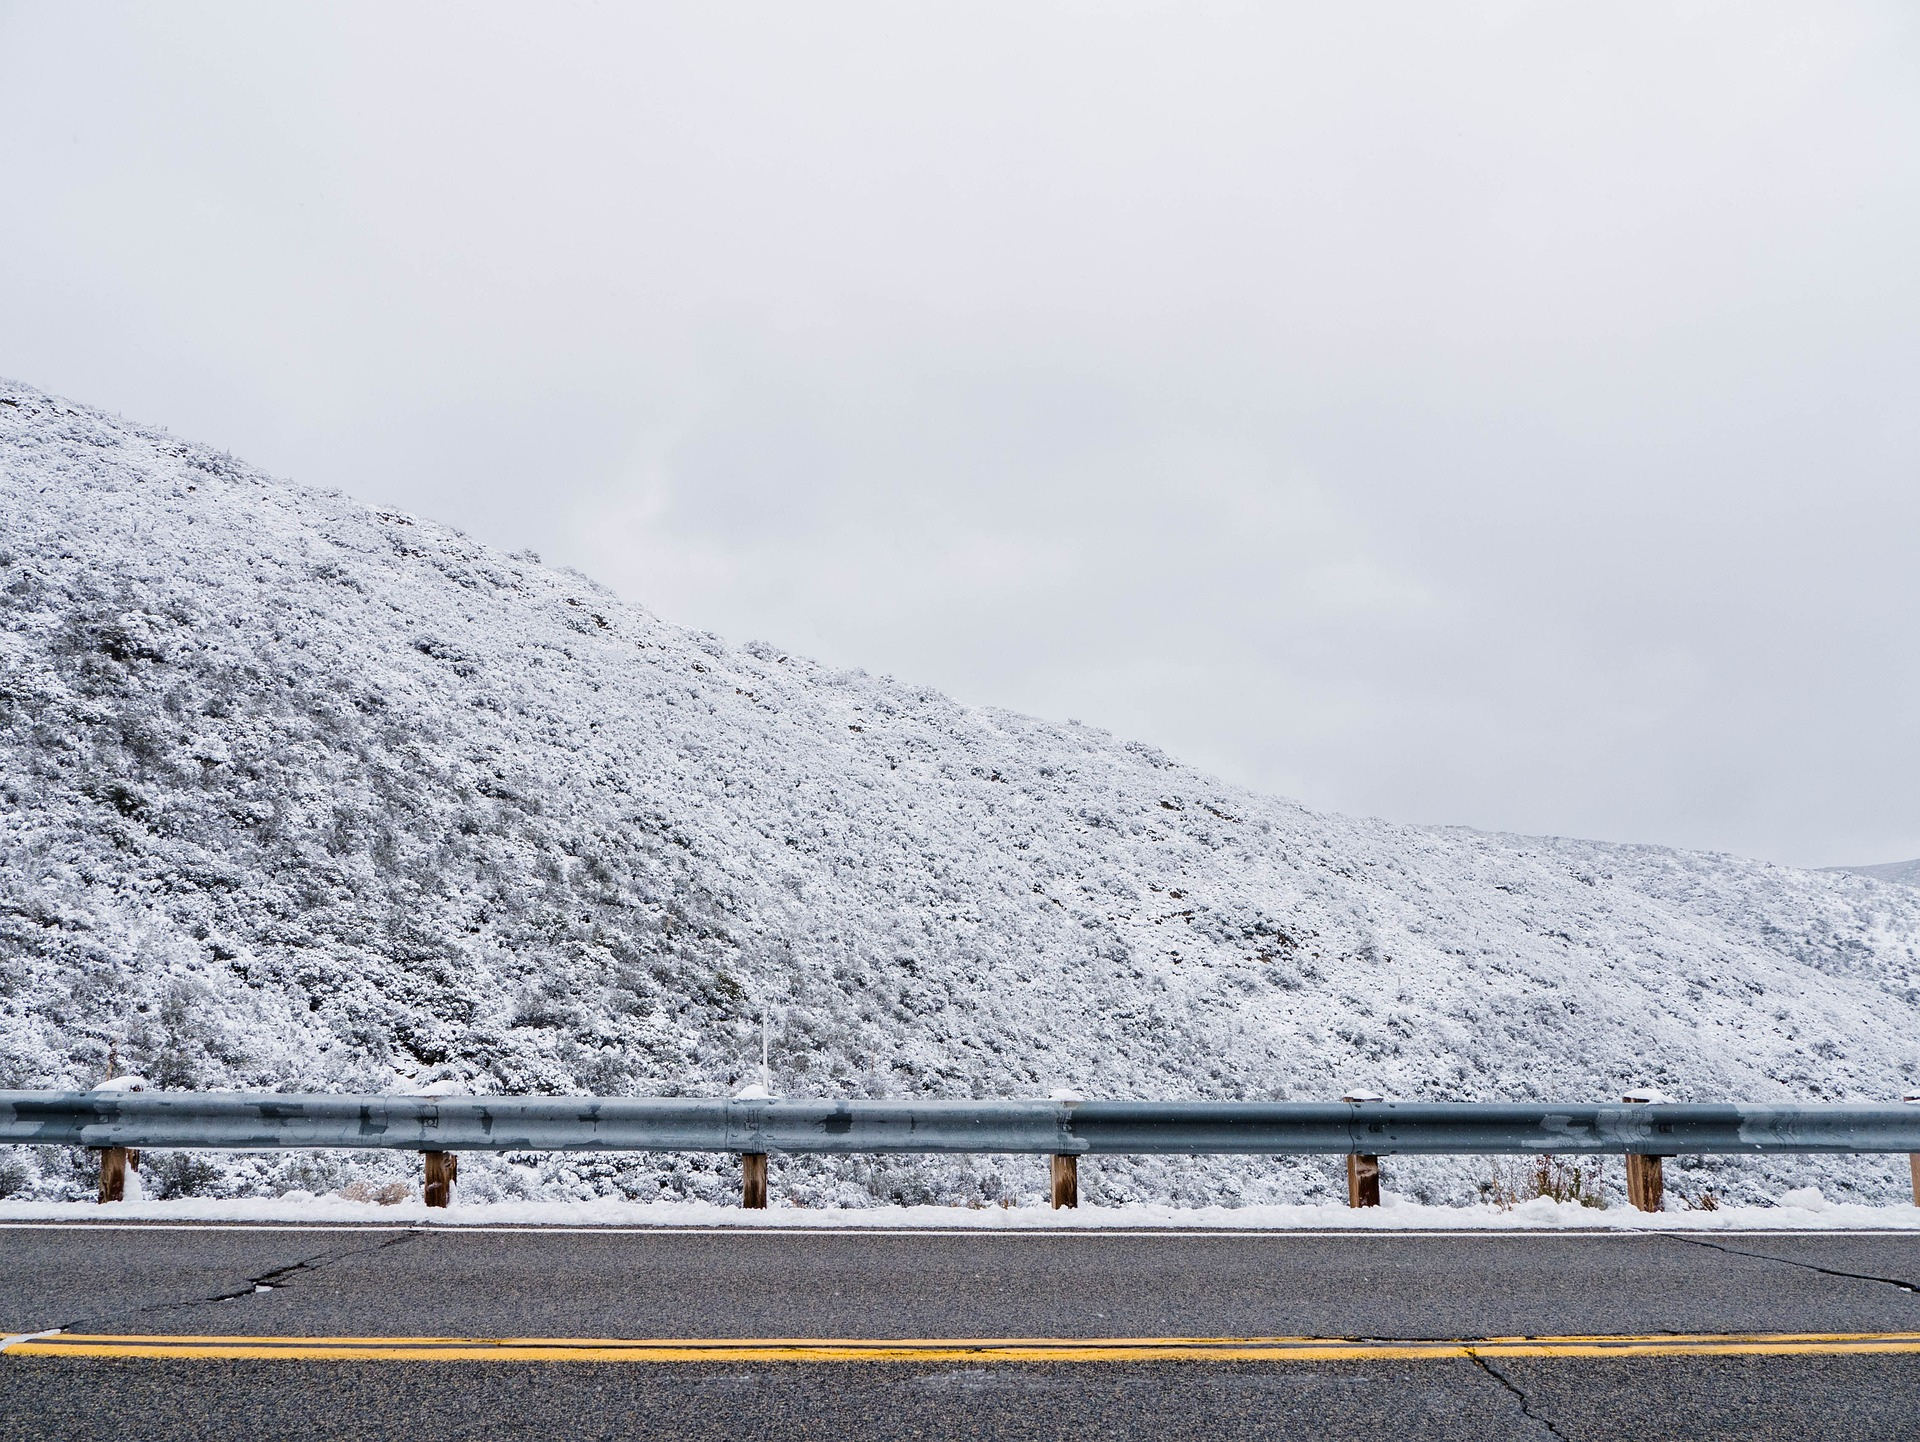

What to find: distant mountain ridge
left=1829, top=860, right=1920, bottom=888
left=4, top=380, right=1920, bottom=1208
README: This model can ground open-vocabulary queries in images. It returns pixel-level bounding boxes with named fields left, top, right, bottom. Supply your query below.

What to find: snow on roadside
left=5, top=1190, right=1917, bottom=1232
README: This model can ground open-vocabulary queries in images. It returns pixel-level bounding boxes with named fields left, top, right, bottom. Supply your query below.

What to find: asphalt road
left=4, top=1224, right=1919, bottom=1439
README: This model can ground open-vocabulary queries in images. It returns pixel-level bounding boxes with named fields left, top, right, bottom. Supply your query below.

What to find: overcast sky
left=3, top=2, right=1917, bottom=869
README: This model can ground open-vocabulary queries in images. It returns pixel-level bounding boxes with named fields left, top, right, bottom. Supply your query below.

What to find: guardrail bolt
left=742, top=1152, right=768, bottom=1209
left=1050, top=1154, right=1079, bottom=1209
left=95, top=1146, right=138, bottom=1204
left=1343, top=1090, right=1383, bottom=1207
left=1622, top=1089, right=1667, bottom=1212
left=422, top=1151, right=458, bottom=1208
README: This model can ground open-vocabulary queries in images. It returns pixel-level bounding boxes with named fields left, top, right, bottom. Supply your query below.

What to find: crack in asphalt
left=194, top=1230, right=424, bottom=1306
left=53, top=1229, right=427, bottom=1334
left=1467, top=1352, right=1573, bottom=1441
left=1667, top=1235, right=1920, bottom=1297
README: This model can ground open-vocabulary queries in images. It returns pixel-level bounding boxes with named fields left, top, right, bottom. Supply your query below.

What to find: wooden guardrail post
left=1625, top=1152, right=1663, bottom=1212
left=96, top=1146, right=139, bottom=1203
left=1904, top=1092, right=1920, bottom=1206
left=732, top=1081, right=774, bottom=1208
left=742, top=1152, right=768, bottom=1209
left=1344, top=1090, right=1382, bottom=1207
left=90, top=1067, right=146, bottom=1203
left=422, top=1151, right=458, bottom=1208
left=1050, top=1153, right=1079, bottom=1209
left=1048, top=1088, right=1082, bottom=1209
left=1623, top=1088, right=1668, bottom=1212
left=1346, top=1152, right=1381, bottom=1208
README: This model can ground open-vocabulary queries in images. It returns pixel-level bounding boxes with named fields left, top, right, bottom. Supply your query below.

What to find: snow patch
left=3, top=1193, right=1917, bottom=1232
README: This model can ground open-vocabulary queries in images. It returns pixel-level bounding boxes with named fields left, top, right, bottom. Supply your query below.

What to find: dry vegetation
left=1479, top=1154, right=1607, bottom=1210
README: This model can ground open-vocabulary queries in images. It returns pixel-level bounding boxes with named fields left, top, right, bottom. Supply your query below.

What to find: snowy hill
left=1832, top=859, right=1920, bottom=888
left=4, top=380, right=1920, bottom=1208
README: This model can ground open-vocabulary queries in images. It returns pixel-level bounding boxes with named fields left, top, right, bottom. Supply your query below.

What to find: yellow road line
left=10, top=1331, right=1920, bottom=1362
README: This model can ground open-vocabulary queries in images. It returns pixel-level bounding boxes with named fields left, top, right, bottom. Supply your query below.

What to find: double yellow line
left=8, top=1331, right=1920, bottom=1362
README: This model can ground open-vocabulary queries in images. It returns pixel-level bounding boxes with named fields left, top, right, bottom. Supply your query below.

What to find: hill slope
left=4, top=381, right=1919, bottom=1207
left=1832, top=859, right=1920, bottom=888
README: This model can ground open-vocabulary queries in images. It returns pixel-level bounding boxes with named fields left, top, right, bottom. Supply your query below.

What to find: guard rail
left=6, top=1090, right=1918, bottom=1213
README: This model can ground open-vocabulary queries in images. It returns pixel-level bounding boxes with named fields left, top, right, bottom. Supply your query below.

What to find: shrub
left=337, top=1181, right=410, bottom=1205
left=146, top=1152, right=227, bottom=1199
left=1480, top=1154, right=1606, bottom=1210
left=0, top=1149, right=34, bottom=1198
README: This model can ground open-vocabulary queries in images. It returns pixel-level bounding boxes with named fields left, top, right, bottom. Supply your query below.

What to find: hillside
left=4, top=380, right=1919, bottom=1209
left=1833, top=859, right=1920, bottom=888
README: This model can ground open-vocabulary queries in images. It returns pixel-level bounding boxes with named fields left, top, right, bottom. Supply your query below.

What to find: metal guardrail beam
left=0, top=1093, right=1069, bottom=1155
left=5, top=1091, right=1920, bottom=1156
left=1071, top=1100, right=1920, bottom=1155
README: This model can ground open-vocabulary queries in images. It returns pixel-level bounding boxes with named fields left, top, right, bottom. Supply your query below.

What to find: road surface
left=4, top=1223, right=1919, bottom=1439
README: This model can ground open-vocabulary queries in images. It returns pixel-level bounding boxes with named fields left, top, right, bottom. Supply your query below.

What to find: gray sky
left=4, top=2, right=1917, bottom=869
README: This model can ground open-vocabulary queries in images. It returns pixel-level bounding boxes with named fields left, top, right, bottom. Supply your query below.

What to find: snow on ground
left=5, top=1191, right=1917, bottom=1233
left=5, top=378, right=1920, bottom=1210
